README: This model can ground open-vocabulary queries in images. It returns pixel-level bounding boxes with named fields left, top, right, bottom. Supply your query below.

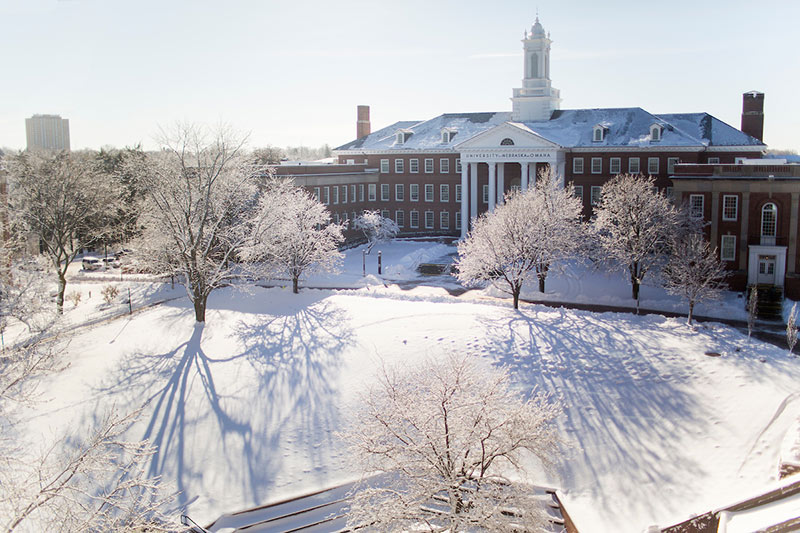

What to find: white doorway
left=757, top=255, right=776, bottom=285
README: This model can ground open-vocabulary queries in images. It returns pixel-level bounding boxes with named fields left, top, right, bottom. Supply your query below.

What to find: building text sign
left=461, top=150, right=556, bottom=161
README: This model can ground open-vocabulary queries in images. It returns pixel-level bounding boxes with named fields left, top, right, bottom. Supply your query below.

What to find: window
left=708, top=157, right=720, bottom=164
left=440, top=211, right=449, bottom=230
left=381, top=184, right=390, bottom=201
left=573, top=185, right=583, bottom=202
left=593, top=126, right=605, bottom=142
left=343, top=211, right=349, bottom=222
left=455, top=184, right=462, bottom=203
left=573, top=157, right=584, bottom=174
left=650, top=124, right=662, bottom=141
left=380, top=159, right=389, bottom=173
left=352, top=211, right=356, bottom=221
left=456, top=159, right=462, bottom=173
left=722, top=195, right=738, bottom=221
left=690, top=194, right=704, bottom=218
left=395, top=184, right=405, bottom=202
left=395, top=131, right=410, bottom=144
left=424, top=158, right=434, bottom=173
left=410, top=159, right=419, bottom=173
left=410, top=210, right=419, bottom=228
left=610, top=157, right=621, bottom=175
left=395, top=159, right=404, bottom=173
left=629, top=157, right=640, bottom=174
left=591, top=157, right=602, bottom=174
left=313, top=187, right=320, bottom=202
left=666, top=186, right=673, bottom=200
left=440, top=184, right=450, bottom=202
left=381, top=209, right=390, bottom=219
left=425, top=184, right=434, bottom=202
left=455, top=212, right=461, bottom=230
left=395, top=210, right=405, bottom=227
left=482, top=185, right=489, bottom=204
left=410, top=184, right=419, bottom=202
left=359, top=184, right=365, bottom=202
left=590, top=186, right=602, bottom=206
left=351, top=184, right=356, bottom=203
left=720, top=235, right=736, bottom=262
left=323, top=187, right=330, bottom=205
left=425, top=211, right=434, bottom=229
left=500, top=138, right=515, bottom=146
left=333, top=186, right=339, bottom=204
left=648, top=157, right=660, bottom=174
left=761, top=203, right=777, bottom=239
left=342, top=185, right=348, bottom=204
left=667, top=157, right=679, bottom=174
left=368, top=184, right=376, bottom=201
left=440, top=158, right=450, bottom=173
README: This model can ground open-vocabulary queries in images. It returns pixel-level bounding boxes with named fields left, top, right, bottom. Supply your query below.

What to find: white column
left=497, top=163, right=505, bottom=205
left=488, top=162, right=497, bottom=213
left=470, top=162, right=478, bottom=220
left=557, top=160, right=566, bottom=187
left=460, top=160, right=469, bottom=238
left=521, top=161, right=530, bottom=192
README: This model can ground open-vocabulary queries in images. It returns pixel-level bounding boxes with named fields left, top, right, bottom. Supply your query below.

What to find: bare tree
left=8, top=150, right=121, bottom=313
left=244, top=179, right=345, bottom=294
left=662, top=233, right=729, bottom=325
left=456, top=172, right=582, bottom=309
left=345, top=353, right=562, bottom=532
left=787, top=303, right=798, bottom=357
left=130, top=124, right=258, bottom=322
left=748, top=286, right=758, bottom=340
left=1, top=409, right=180, bottom=533
left=353, top=210, right=399, bottom=254
left=593, top=174, right=678, bottom=312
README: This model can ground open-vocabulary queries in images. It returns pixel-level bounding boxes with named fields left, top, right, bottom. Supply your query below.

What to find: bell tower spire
left=511, top=17, right=561, bottom=122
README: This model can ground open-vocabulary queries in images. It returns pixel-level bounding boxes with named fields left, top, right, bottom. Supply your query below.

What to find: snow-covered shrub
left=101, top=285, right=120, bottom=305
left=66, top=291, right=82, bottom=307
left=353, top=210, right=399, bottom=254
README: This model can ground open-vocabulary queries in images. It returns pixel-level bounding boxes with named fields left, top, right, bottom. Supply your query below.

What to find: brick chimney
left=357, top=105, right=371, bottom=139
left=741, top=91, right=764, bottom=142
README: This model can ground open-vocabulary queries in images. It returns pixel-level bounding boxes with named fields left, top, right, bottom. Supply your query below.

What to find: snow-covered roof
left=334, top=112, right=512, bottom=151
left=335, top=108, right=764, bottom=152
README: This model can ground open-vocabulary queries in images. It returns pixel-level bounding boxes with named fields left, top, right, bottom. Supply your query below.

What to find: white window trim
left=395, top=159, right=404, bottom=173
left=359, top=184, right=365, bottom=202
left=410, top=184, right=419, bottom=202
left=395, top=210, right=405, bottom=227
left=424, top=210, right=434, bottom=229
left=629, top=157, right=640, bottom=174
left=440, top=184, right=449, bottom=203
left=667, top=157, right=679, bottom=174
left=410, top=210, right=419, bottom=229
left=591, top=157, right=602, bottom=174
left=648, top=157, right=659, bottom=175
left=482, top=185, right=489, bottom=204
left=440, top=211, right=449, bottom=230
left=720, top=235, right=736, bottom=261
left=341, top=185, right=347, bottom=204
left=424, top=158, right=434, bottom=173
left=455, top=159, right=462, bottom=173
left=381, top=184, right=390, bottom=202
left=573, top=185, right=583, bottom=201
left=410, top=159, right=419, bottom=173
left=590, top=186, right=602, bottom=206
left=440, top=158, right=450, bottom=174
left=610, top=157, right=621, bottom=175
left=424, top=184, right=434, bottom=202
left=333, top=186, right=339, bottom=204
left=573, top=157, right=584, bottom=174
left=380, top=159, right=389, bottom=173
left=708, top=157, right=720, bottom=164
left=722, top=195, right=738, bottom=221
left=455, top=184, right=462, bottom=203
left=690, top=194, right=704, bottom=218
left=395, top=184, right=404, bottom=202
left=368, top=184, right=376, bottom=202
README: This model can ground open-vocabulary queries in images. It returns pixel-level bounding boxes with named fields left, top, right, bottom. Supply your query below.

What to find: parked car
left=103, top=256, right=120, bottom=268
left=82, top=257, right=102, bottom=271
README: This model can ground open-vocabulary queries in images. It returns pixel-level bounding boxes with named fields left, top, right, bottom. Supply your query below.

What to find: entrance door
left=758, top=255, right=776, bottom=284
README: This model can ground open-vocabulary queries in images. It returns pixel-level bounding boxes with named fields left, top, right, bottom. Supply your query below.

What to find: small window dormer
left=592, top=124, right=608, bottom=142
left=441, top=128, right=457, bottom=143
left=650, top=123, right=663, bottom=142
left=395, top=129, right=413, bottom=145
left=500, top=137, right=515, bottom=146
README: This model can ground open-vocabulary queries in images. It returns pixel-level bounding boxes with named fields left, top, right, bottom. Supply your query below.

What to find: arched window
left=500, top=138, right=515, bottom=146
left=529, top=53, right=538, bottom=78
left=761, top=203, right=777, bottom=244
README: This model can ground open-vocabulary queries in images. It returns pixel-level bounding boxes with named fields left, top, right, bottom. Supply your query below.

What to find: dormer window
left=592, top=125, right=608, bottom=142
left=395, top=130, right=412, bottom=144
left=500, top=138, right=515, bottom=146
left=650, top=124, right=663, bottom=142
left=441, top=128, right=457, bottom=143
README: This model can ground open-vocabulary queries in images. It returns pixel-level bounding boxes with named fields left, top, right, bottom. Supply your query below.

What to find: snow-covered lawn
left=12, top=241, right=800, bottom=531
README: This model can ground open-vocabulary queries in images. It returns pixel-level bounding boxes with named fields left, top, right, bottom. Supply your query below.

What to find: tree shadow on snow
left=477, top=308, right=713, bottom=523
left=89, top=296, right=354, bottom=513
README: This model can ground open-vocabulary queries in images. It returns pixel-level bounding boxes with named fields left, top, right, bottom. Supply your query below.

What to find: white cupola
left=511, top=16, right=562, bottom=122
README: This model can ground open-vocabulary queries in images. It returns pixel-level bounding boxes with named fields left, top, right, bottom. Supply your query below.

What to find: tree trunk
left=538, top=275, right=546, bottom=293
left=56, top=272, right=67, bottom=314
left=193, top=290, right=207, bottom=322
left=631, top=277, right=640, bottom=301
left=512, top=286, right=520, bottom=309
left=292, top=275, right=299, bottom=294
left=688, top=301, right=694, bottom=326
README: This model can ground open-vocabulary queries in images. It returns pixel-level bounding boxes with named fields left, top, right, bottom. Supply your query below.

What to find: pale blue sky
left=2, top=0, right=798, bottom=152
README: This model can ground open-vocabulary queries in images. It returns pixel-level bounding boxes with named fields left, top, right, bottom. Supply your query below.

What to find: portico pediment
left=455, top=122, right=562, bottom=151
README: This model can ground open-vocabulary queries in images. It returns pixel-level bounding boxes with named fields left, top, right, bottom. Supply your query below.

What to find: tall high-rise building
left=25, top=114, right=70, bottom=151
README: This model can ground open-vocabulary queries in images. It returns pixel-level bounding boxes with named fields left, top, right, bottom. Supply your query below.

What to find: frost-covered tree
left=593, top=173, right=678, bottom=311
left=8, top=150, right=121, bottom=313
left=346, top=353, right=562, bottom=532
left=747, top=286, right=758, bottom=340
left=662, top=233, right=729, bottom=325
left=245, top=179, right=345, bottom=294
left=129, top=124, right=258, bottom=322
left=456, top=172, right=582, bottom=308
left=787, top=303, right=798, bottom=357
left=353, top=210, right=399, bottom=254
left=1, top=409, right=179, bottom=533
